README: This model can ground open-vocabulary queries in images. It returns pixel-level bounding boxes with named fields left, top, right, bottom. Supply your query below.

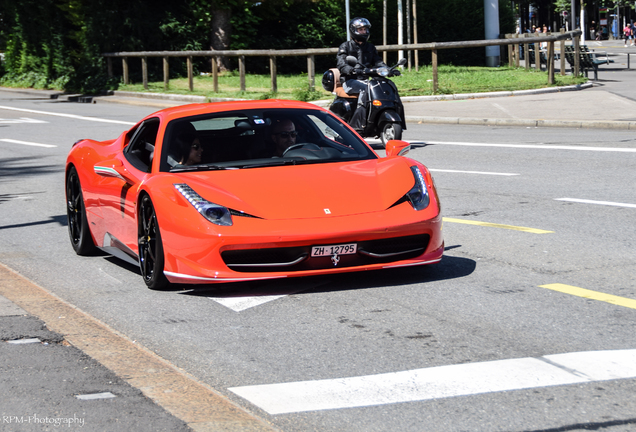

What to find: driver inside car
left=270, top=119, right=297, bottom=156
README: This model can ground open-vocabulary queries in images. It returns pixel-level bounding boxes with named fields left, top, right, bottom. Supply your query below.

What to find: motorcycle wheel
left=380, top=123, right=402, bottom=148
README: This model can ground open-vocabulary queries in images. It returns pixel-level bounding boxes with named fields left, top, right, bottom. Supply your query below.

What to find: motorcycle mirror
left=397, top=58, right=407, bottom=66
left=346, top=56, right=358, bottom=66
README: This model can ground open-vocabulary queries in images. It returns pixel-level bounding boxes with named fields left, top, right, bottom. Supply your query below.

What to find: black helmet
left=349, top=17, right=371, bottom=43
left=322, top=69, right=335, bottom=92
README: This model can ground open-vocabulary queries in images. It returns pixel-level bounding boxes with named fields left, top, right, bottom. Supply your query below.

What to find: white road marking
left=492, top=103, right=518, bottom=118
left=555, top=198, right=636, bottom=208
left=208, top=294, right=290, bottom=312
left=7, top=338, right=41, bottom=344
left=229, top=349, right=636, bottom=415
left=0, top=105, right=136, bottom=125
left=75, top=392, right=117, bottom=400
left=425, top=140, right=636, bottom=152
left=208, top=280, right=330, bottom=312
left=429, top=168, right=519, bottom=176
left=0, top=117, right=48, bottom=124
left=0, top=138, right=57, bottom=148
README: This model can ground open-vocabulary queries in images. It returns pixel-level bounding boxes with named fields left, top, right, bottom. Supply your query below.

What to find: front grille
left=221, top=234, right=430, bottom=273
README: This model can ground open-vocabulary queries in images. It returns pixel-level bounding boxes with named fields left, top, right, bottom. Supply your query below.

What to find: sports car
left=65, top=100, right=443, bottom=290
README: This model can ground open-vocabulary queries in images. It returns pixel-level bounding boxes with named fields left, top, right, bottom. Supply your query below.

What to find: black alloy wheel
left=66, top=167, right=97, bottom=255
left=138, top=195, right=169, bottom=290
left=380, top=122, right=402, bottom=148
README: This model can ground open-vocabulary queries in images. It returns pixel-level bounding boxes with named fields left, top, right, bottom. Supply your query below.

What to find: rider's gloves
left=390, top=69, right=402, bottom=77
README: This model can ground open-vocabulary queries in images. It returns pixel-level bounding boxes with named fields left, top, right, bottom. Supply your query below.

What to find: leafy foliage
left=0, top=0, right=515, bottom=93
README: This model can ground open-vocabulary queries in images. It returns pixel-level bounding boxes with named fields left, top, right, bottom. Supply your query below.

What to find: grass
left=116, top=65, right=588, bottom=101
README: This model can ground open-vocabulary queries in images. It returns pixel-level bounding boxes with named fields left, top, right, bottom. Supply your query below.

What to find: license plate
left=311, top=243, right=357, bottom=257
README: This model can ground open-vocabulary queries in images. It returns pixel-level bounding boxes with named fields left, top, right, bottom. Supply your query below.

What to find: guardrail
left=102, top=30, right=583, bottom=94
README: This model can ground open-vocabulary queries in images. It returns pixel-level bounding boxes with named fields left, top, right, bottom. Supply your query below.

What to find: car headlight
left=174, top=184, right=233, bottom=226
left=406, top=166, right=430, bottom=211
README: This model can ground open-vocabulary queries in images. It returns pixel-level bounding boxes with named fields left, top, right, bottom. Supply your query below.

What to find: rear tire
left=138, top=195, right=170, bottom=290
left=380, top=123, right=402, bottom=148
left=66, top=167, right=97, bottom=255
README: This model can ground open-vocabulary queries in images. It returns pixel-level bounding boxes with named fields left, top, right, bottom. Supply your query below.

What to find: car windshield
left=159, top=108, right=376, bottom=172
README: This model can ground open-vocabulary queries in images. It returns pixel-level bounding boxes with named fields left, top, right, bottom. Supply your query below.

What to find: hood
left=181, top=158, right=415, bottom=220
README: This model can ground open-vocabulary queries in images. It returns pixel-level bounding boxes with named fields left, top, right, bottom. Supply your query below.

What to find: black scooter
left=322, top=57, right=407, bottom=147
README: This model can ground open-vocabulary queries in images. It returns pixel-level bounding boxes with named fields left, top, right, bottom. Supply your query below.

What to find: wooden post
left=574, top=36, right=580, bottom=77
left=508, top=37, right=514, bottom=67
left=211, top=57, right=218, bottom=93
left=413, top=0, right=418, bottom=71
left=524, top=40, right=530, bottom=70
left=547, top=41, right=555, bottom=84
left=270, top=56, right=277, bottom=93
left=307, top=55, right=315, bottom=90
left=239, top=56, right=246, bottom=91
left=163, top=57, right=169, bottom=91
left=122, top=58, right=129, bottom=85
left=142, top=57, right=148, bottom=90
left=560, top=29, right=566, bottom=76
left=406, top=0, right=411, bottom=70
left=432, top=48, right=438, bottom=93
left=187, top=56, right=193, bottom=91
left=534, top=35, right=541, bottom=72
left=383, top=0, right=387, bottom=64
left=107, top=57, right=113, bottom=78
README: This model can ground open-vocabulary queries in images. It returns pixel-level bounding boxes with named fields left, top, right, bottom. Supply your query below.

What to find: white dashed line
left=229, top=349, right=636, bottom=414
left=425, top=140, right=636, bottom=152
left=0, top=139, right=57, bottom=148
left=555, top=198, right=636, bottom=209
left=0, top=105, right=136, bottom=125
left=429, top=168, right=519, bottom=176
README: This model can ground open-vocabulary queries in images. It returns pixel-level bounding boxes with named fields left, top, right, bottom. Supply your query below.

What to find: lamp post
left=484, top=0, right=501, bottom=67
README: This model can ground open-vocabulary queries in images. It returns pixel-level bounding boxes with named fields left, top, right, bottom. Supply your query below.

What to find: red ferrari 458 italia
left=65, top=100, right=443, bottom=290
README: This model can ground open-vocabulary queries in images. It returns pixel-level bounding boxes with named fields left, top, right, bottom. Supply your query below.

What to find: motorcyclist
left=337, top=17, right=400, bottom=131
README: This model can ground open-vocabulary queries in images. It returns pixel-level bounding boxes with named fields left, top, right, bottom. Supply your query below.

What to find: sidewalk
left=0, top=265, right=275, bottom=432
left=0, top=295, right=191, bottom=432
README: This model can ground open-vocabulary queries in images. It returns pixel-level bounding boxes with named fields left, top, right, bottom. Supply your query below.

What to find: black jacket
left=336, top=40, right=387, bottom=81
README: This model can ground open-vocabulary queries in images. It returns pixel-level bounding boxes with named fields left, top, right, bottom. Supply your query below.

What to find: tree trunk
left=211, top=5, right=232, bottom=72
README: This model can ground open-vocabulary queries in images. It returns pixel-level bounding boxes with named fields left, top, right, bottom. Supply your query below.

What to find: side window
left=124, top=119, right=160, bottom=173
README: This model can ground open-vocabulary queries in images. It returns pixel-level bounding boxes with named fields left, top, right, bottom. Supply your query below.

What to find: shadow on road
left=179, top=251, right=476, bottom=299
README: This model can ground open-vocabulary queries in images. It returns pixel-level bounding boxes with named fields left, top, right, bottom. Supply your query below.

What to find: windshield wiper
left=170, top=164, right=237, bottom=172
left=239, top=159, right=301, bottom=169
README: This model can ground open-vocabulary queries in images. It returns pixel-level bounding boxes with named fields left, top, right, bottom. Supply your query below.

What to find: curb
left=8, top=82, right=631, bottom=130
left=405, top=116, right=636, bottom=130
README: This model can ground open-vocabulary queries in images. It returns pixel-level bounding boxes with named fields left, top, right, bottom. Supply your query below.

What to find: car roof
left=143, top=99, right=326, bottom=124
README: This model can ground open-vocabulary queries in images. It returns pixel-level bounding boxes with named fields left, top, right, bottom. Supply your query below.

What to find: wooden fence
left=103, top=30, right=583, bottom=94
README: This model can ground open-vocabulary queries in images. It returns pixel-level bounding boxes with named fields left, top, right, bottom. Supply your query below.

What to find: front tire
left=138, top=195, right=170, bottom=290
left=66, top=166, right=97, bottom=255
left=380, top=122, right=402, bottom=148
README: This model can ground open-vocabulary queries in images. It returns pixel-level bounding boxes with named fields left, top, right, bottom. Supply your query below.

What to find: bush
left=292, top=86, right=326, bottom=102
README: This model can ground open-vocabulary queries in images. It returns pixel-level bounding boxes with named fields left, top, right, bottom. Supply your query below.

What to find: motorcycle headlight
left=406, top=166, right=430, bottom=211
left=377, top=66, right=389, bottom=77
left=174, top=184, right=233, bottom=226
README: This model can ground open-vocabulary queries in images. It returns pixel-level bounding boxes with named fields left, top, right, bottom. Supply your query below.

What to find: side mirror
left=398, top=58, right=407, bottom=66
left=385, top=140, right=410, bottom=157
left=346, top=55, right=358, bottom=67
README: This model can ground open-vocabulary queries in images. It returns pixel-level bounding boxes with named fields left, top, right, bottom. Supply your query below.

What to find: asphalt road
left=1, top=90, right=635, bottom=431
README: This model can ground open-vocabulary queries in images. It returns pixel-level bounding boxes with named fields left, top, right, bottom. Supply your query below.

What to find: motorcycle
left=322, top=57, right=407, bottom=147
